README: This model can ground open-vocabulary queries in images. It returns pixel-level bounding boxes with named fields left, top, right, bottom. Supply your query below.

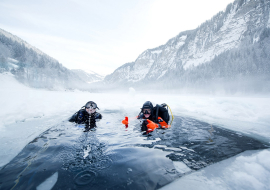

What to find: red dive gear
left=157, top=117, right=171, bottom=129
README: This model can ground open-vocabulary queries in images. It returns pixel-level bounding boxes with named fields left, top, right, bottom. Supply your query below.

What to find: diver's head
left=85, top=101, right=98, bottom=114
left=141, top=101, right=153, bottom=119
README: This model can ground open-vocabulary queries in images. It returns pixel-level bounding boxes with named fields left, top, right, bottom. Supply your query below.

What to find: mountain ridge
left=104, top=0, right=270, bottom=94
left=0, top=28, right=57, bottom=63
left=0, top=28, right=101, bottom=90
left=71, top=69, right=104, bottom=83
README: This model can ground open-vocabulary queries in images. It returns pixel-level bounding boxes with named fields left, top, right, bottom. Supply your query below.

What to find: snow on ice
left=161, top=149, right=270, bottom=190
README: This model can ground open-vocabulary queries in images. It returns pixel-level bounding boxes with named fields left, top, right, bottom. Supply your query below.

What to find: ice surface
left=160, top=149, right=270, bottom=190
left=0, top=73, right=270, bottom=189
left=166, top=95, right=270, bottom=143
left=268, top=11, right=270, bottom=28
left=173, top=161, right=192, bottom=174
left=36, top=172, right=58, bottom=190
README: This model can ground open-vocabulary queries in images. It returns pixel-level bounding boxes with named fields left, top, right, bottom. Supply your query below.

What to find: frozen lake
left=0, top=73, right=270, bottom=189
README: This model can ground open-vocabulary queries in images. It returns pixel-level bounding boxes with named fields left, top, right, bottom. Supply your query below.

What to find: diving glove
left=146, top=120, right=159, bottom=132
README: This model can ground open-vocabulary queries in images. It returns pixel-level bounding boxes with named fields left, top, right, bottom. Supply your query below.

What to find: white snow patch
left=180, top=146, right=195, bottom=152
left=175, top=41, right=185, bottom=49
left=8, top=63, right=19, bottom=69
left=7, top=58, right=19, bottom=63
left=153, top=145, right=192, bottom=152
left=161, top=149, right=270, bottom=190
left=157, top=70, right=167, bottom=79
left=83, top=145, right=91, bottom=159
left=253, top=34, right=260, bottom=43
left=151, top=50, right=162, bottom=54
left=268, top=11, right=270, bottom=28
left=179, top=35, right=187, bottom=41
left=175, top=35, right=187, bottom=49
left=154, top=145, right=182, bottom=152
left=36, top=172, right=58, bottom=190
left=173, top=161, right=192, bottom=174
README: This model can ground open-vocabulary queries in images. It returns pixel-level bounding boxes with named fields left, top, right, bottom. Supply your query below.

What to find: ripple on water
left=74, top=170, right=96, bottom=186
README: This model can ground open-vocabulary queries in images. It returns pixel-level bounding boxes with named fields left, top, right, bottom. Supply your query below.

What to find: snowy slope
left=105, top=0, right=270, bottom=84
left=0, top=28, right=57, bottom=62
left=0, top=28, right=90, bottom=90
left=71, top=69, right=104, bottom=83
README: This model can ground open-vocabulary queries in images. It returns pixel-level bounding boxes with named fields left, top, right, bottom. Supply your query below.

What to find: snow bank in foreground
left=161, top=149, right=270, bottom=190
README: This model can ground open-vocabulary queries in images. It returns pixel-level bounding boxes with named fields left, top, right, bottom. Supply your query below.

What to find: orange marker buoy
left=122, top=116, right=128, bottom=128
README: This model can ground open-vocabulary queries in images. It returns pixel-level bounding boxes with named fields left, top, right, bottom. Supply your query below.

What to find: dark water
left=138, top=116, right=269, bottom=171
left=0, top=116, right=268, bottom=190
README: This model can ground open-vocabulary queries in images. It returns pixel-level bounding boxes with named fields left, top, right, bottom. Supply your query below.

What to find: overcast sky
left=0, top=0, right=234, bottom=76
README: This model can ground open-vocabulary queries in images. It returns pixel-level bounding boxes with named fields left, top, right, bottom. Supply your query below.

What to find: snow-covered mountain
left=0, top=28, right=89, bottom=90
left=105, top=0, right=270, bottom=93
left=71, top=69, right=104, bottom=83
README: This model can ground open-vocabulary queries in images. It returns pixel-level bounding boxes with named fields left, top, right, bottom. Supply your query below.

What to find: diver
left=137, top=101, right=170, bottom=133
left=69, top=101, right=102, bottom=132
